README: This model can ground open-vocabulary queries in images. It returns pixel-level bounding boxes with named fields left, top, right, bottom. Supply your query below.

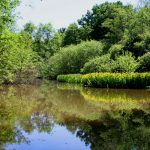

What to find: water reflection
left=0, top=81, right=150, bottom=150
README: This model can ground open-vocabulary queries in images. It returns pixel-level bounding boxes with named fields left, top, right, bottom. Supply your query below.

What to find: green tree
left=123, top=6, right=150, bottom=57
left=78, top=1, right=130, bottom=40
left=109, top=44, right=124, bottom=59
left=34, top=23, right=54, bottom=59
left=23, top=22, right=36, bottom=37
left=63, top=23, right=90, bottom=46
left=63, top=23, right=80, bottom=46
left=0, top=29, right=37, bottom=84
left=102, top=5, right=134, bottom=43
left=0, top=0, right=20, bottom=29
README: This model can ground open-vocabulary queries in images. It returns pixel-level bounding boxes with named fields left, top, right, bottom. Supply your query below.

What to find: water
left=0, top=81, right=150, bottom=150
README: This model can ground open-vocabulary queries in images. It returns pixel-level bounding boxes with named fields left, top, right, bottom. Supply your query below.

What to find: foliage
left=47, top=41, right=103, bottom=79
left=78, top=2, right=133, bottom=41
left=123, top=6, right=150, bottom=57
left=0, top=29, right=38, bottom=84
left=33, top=23, right=54, bottom=59
left=138, top=52, right=150, bottom=72
left=23, top=22, right=37, bottom=36
left=62, top=23, right=81, bottom=46
left=81, top=54, right=113, bottom=74
left=102, top=6, right=134, bottom=43
left=0, top=0, right=20, bottom=29
left=109, top=44, right=124, bottom=59
left=0, top=0, right=150, bottom=85
left=63, top=23, right=90, bottom=46
left=112, top=52, right=138, bottom=73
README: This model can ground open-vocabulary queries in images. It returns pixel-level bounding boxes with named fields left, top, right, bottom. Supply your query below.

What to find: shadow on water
left=0, top=81, right=150, bottom=150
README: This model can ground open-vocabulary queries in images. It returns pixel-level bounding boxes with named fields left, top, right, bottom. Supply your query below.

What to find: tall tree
left=34, top=23, right=54, bottom=59
left=63, top=23, right=81, bottom=46
left=0, top=0, right=20, bottom=29
left=78, top=1, right=131, bottom=41
left=23, top=22, right=36, bottom=37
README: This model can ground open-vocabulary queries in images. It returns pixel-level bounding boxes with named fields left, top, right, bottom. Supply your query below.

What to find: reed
left=57, top=73, right=150, bottom=89
left=82, top=73, right=150, bottom=89
left=57, top=74, right=82, bottom=84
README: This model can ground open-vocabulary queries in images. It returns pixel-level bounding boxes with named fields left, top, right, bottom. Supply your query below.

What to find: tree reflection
left=0, top=82, right=150, bottom=150
left=62, top=109, right=150, bottom=150
left=0, top=84, right=54, bottom=148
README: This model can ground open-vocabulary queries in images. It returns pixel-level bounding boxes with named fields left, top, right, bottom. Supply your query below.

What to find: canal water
left=0, top=81, right=150, bottom=150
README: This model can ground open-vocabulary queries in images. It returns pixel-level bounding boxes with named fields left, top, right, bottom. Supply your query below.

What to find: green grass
left=57, top=74, right=82, bottom=84
left=57, top=73, right=150, bottom=89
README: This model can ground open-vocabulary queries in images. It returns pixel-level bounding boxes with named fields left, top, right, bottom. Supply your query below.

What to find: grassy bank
left=57, top=73, right=150, bottom=89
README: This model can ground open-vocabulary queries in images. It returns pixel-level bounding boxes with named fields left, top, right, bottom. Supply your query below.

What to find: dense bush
left=138, top=52, right=150, bottom=72
left=82, top=73, right=150, bottom=89
left=81, top=54, right=113, bottom=74
left=112, top=53, right=138, bottom=73
left=109, top=44, right=124, bottom=59
left=47, top=41, right=103, bottom=79
left=80, top=53, right=138, bottom=74
left=0, top=29, right=38, bottom=84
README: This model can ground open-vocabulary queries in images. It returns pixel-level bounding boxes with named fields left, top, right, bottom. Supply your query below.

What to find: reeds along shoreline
left=57, top=73, right=150, bottom=89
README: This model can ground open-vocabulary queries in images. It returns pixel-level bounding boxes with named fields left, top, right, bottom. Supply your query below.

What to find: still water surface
left=0, top=81, right=150, bottom=150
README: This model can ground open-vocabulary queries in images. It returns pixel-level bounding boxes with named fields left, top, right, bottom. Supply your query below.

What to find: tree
left=78, top=1, right=129, bottom=40
left=34, top=23, right=54, bottom=59
left=123, top=6, right=150, bottom=57
left=23, top=22, right=36, bottom=37
left=51, top=32, right=63, bottom=53
left=102, top=5, right=134, bottom=43
left=0, top=29, right=37, bottom=84
left=63, top=23, right=81, bottom=46
left=0, top=0, right=20, bottom=29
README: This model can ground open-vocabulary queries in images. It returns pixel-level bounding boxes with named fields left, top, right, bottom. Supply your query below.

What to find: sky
left=16, top=0, right=139, bottom=30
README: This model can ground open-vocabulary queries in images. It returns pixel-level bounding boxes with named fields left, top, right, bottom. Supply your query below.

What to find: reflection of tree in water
left=0, top=125, right=30, bottom=150
left=0, top=84, right=54, bottom=148
left=0, top=82, right=150, bottom=150
left=62, top=109, right=150, bottom=150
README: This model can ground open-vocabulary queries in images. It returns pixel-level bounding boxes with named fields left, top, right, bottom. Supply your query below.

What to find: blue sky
left=16, top=0, right=139, bottom=30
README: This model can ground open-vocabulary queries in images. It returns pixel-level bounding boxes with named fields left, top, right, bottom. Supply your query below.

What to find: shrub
left=81, top=54, right=113, bottom=74
left=138, top=52, right=150, bottom=72
left=47, top=40, right=103, bottom=79
left=109, top=44, right=124, bottom=59
left=112, top=52, right=138, bottom=73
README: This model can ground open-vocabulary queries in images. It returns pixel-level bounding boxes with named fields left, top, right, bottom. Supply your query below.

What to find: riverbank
left=57, top=73, right=150, bottom=89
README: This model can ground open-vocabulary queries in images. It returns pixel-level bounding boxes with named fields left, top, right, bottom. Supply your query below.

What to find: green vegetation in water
left=57, top=72, right=150, bottom=89
left=57, top=74, right=82, bottom=84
